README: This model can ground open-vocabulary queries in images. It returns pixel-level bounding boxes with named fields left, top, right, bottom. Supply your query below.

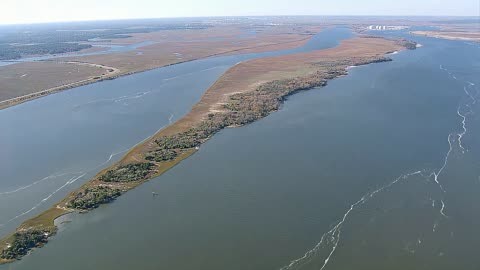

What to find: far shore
left=411, top=30, right=480, bottom=43
left=0, top=31, right=315, bottom=111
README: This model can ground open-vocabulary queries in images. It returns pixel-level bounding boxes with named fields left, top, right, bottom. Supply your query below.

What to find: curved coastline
left=0, top=36, right=313, bottom=111
left=0, top=33, right=415, bottom=264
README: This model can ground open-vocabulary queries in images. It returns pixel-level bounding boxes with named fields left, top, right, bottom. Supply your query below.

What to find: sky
left=1, top=0, right=479, bottom=25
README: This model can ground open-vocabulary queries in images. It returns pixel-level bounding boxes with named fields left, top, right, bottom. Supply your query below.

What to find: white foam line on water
left=0, top=171, right=83, bottom=196
left=0, top=174, right=58, bottom=196
left=80, top=95, right=129, bottom=106
left=1, top=110, right=175, bottom=227
left=75, top=88, right=158, bottom=108
left=430, top=134, right=452, bottom=194
left=283, top=65, right=474, bottom=269
left=92, top=149, right=130, bottom=171
left=0, top=147, right=129, bottom=197
left=465, top=42, right=480, bottom=47
left=3, top=173, right=87, bottom=224
left=114, top=91, right=151, bottom=103
left=126, top=113, right=174, bottom=151
left=427, top=65, right=480, bottom=223
left=440, top=200, right=448, bottom=218
left=463, top=85, right=476, bottom=104
left=442, top=67, right=479, bottom=155
left=280, top=64, right=474, bottom=269
left=280, top=171, right=423, bottom=270
left=457, top=107, right=467, bottom=153
left=281, top=137, right=453, bottom=270
left=162, top=66, right=223, bottom=82
left=440, top=65, right=459, bottom=82
left=0, top=145, right=138, bottom=227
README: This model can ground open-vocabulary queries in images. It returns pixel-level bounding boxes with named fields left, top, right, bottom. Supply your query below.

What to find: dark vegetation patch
left=99, top=162, right=154, bottom=183
left=148, top=67, right=346, bottom=159
left=147, top=57, right=391, bottom=162
left=67, top=186, right=122, bottom=210
left=145, top=149, right=178, bottom=162
left=362, top=36, right=417, bottom=50
left=0, top=21, right=210, bottom=60
left=1, top=229, right=51, bottom=260
left=0, top=43, right=92, bottom=60
left=395, top=39, right=417, bottom=50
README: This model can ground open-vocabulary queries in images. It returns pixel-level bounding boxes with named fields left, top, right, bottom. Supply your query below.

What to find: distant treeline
left=0, top=21, right=211, bottom=60
left=0, top=43, right=92, bottom=60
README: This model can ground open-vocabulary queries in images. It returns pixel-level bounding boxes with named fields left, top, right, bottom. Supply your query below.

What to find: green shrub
left=1, top=230, right=49, bottom=260
left=67, top=186, right=122, bottom=210
left=146, top=149, right=178, bottom=162
left=99, top=163, right=154, bottom=182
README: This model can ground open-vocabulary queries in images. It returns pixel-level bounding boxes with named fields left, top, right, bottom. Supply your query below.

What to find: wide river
left=1, top=27, right=480, bottom=269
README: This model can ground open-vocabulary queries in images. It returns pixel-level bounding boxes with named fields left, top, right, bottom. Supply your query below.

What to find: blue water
left=0, top=27, right=353, bottom=239
left=2, top=28, right=480, bottom=270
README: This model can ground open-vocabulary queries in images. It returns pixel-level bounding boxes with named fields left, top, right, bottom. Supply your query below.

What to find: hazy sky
left=1, top=0, right=479, bottom=25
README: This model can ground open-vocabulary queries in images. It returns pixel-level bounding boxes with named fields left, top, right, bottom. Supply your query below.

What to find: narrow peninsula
left=0, top=34, right=416, bottom=264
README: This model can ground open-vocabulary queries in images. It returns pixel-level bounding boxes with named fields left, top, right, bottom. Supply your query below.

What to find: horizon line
left=0, top=14, right=479, bottom=27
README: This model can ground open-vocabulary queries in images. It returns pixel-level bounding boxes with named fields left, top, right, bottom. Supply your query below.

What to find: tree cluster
left=1, top=230, right=49, bottom=260
left=99, top=163, right=154, bottom=183
left=67, top=186, right=122, bottom=210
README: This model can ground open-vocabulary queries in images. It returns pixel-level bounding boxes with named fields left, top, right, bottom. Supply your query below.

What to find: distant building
left=367, top=25, right=408, bottom=31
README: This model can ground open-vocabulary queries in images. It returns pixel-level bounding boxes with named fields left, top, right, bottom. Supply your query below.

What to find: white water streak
left=0, top=171, right=81, bottom=196
left=440, top=200, right=448, bottom=218
left=430, top=134, right=452, bottom=194
left=457, top=107, right=468, bottom=153
left=129, top=113, right=174, bottom=151
left=280, top=171, right=422, bottom=270
left=0, top=147, right=131, bottom=228
left=2, top=173, right=86, bottom=225
left=93, top=149, right=129, bottom=171
left=463, top=85, right=476, bottom=104
left=0, top=111, right=175, bottom=227
left=281, top=64, right=476, bottom=270
left=114, top=91, right=150, bottom=103
left=0, top=148, right=127, bottom=197
left=162, top=66, right=223, bottom=82
left=441, top=66, right=478, bottom=154
left=78, top=66, right=225, bottom=108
